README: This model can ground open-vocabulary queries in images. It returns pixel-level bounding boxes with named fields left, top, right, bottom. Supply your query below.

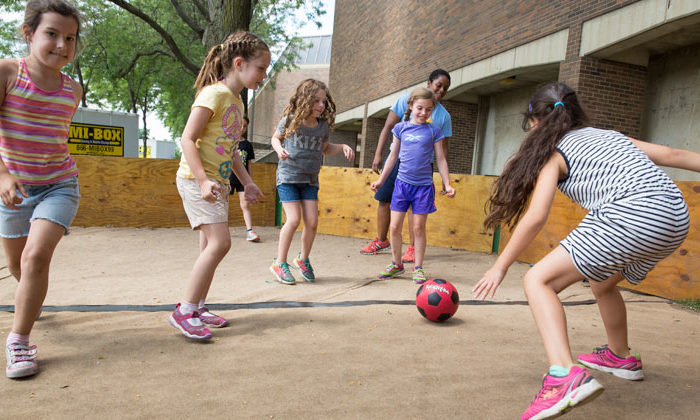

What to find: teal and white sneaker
left=378, top=262, right=404, bottom=279
left=270, top=258, right=296, bottom=285
left=293, top=253, right=315, bottom=282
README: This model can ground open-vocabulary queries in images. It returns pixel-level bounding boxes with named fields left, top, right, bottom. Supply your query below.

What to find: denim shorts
left=277, top=183, right=319, bottom=202
left=391, top=178, right=436, bottom=214
left=0, top=176, right=81, bottom=238
left=374, top=157, right=400, bottom=203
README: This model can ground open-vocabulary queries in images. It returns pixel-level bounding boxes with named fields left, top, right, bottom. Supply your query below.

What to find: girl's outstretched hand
left=276, top=147, right=290, bottom=161
left=472, top=266, right=506, bottom=300
left=342, top=144, right=355, bottom=162
left=243, top=183, right=264, bottom=204
left=200, top=179, right=222, bottom=202
left=441, top=184, right=456, bottom=197
left=0, top=172, right=27, bottom=209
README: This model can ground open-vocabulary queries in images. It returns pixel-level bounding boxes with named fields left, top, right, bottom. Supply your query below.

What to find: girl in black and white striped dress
left=472, top=82, right=700, bottom=420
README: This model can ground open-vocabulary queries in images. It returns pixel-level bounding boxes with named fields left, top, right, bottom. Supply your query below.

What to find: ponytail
left=404, top=87, right=436, bottom=122
left=193, top=30, right=269, bottom=95
left=484, top=82, right=588, bottom=230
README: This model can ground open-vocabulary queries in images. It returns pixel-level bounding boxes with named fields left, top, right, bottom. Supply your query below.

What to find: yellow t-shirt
left=177, top=82, right=245, bottom=184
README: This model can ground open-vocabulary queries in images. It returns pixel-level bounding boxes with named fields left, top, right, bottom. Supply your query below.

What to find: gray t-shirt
left=275, top=116, right=330, bottom=186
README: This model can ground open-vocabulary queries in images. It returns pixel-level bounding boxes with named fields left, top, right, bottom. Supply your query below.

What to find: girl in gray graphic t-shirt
left=269, top=79, right=355, bottom=285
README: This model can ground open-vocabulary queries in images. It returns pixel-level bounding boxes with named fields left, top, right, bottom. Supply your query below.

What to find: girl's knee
left=20, top=246, right=52, bottom=272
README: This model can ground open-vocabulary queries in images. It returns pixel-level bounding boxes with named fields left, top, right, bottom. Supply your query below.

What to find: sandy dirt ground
left=0, top=226, right=698, bottom=419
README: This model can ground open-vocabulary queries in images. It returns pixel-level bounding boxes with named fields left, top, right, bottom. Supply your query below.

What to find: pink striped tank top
left=0, top=57, right=79, bottom=184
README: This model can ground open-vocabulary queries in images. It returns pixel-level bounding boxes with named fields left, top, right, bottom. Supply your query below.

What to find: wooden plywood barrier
left=316, top=167, right=494, bottom=253
left=500, top=182, right=700, bottom=300
left=72, top=156, right=277, bottom=228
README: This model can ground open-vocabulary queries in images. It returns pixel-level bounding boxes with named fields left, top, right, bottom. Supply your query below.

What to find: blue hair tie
left=554, top=101, right=564, bottom=109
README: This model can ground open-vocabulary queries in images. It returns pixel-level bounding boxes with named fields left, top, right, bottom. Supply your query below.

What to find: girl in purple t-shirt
left=371, top=87, right=456, bottom=284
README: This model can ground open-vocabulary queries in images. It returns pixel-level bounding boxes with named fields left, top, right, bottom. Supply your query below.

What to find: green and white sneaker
left=378, top=262, right=404, bottom=279
left=412, top=267, right=427, bottom=284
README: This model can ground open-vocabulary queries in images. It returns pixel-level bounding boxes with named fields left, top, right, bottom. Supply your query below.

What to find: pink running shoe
left=401, top=245, right=415, bottom=263
left=198, top=307, right=228, bottom=328
left=521, top=366, right=603, bottom=420
left=578, top=345, right=644, bottom=380
left=169, top=303, right=212, bottom=340
left=360, top=237, right=390, bottom=255
left=6, top=343, right=39, bottom=379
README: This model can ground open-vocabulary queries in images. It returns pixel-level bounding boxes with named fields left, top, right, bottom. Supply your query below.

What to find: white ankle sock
left=7, top=332, right=29, bottom=346
left=198, top=299, right=205, bottom=309
left=179, top=302, right=197, bottom=315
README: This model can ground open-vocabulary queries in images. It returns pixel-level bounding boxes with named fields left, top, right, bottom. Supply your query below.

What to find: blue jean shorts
left=0, top=176, right=81, bottom=238
left=374, top=157, right=400, bottom=203
left=391, top=178, right=436, bottom=214
left=277, top=183, right=319, bottom=202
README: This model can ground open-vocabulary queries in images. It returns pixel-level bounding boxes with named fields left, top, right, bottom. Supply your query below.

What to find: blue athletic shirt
left=391, top=93, right=452, bottom=137
left=391, top=121, right=444, bottom=186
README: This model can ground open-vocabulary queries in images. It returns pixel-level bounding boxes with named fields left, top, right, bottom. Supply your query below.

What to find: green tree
left=1, top=0, right=326, bottom=144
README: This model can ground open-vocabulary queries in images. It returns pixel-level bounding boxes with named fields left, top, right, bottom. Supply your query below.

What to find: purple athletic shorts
left=390, top=178, right=436, bottom=214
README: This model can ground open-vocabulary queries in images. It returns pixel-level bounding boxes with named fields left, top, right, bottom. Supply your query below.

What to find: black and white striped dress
left=556, top=127, right=689, bottom=284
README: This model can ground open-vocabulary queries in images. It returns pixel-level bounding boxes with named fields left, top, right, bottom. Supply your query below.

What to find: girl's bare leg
left=412, top=213, right=428, bottom=267
left=389, top=210, right=405, bottom=264
left=185, top=223, right=231, bottom=304
left=299, top=200, right=318, bottom=260
left=523, top=246, right=585, bottom=368
left=590, top=273, right=629, bottom=356
left=11, top=220, right=64, bottom=335
left=277, top=201, right=301, bottom=262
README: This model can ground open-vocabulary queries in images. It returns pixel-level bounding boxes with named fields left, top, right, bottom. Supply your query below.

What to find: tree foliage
left=0, top=0, right=326, bottom=143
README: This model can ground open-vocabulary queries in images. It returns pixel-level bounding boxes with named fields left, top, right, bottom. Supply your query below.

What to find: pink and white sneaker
left=198, top=307, right=228, bottom=328
left=521, top=366, right=603, bottom=420
left=168, top=303, right=212, bottom=340
left=6, top=342, right=39, bottom=379
left=578, top=344, right=644, bottom=380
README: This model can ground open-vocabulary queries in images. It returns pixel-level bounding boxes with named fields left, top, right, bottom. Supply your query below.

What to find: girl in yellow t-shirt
left=171, top=31, right=269, bottom=340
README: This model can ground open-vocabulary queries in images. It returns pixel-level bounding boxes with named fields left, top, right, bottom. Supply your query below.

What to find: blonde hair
left=403, top=87, right=436, bottom=121
left=193, top=30, right=269, bottom=94
left=280, top=79, right=336, bottom=139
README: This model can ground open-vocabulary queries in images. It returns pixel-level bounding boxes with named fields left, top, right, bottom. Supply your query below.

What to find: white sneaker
left=246, top=230, right=260, bottom=242
left=6, top=343, right=39, bottom=379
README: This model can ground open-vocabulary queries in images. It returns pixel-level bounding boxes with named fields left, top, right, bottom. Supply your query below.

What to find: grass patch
left=676, top=299, right=700, bottom=311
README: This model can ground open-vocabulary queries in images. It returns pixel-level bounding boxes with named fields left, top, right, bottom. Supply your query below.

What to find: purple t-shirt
left=391, top=121, right=444, bottom=186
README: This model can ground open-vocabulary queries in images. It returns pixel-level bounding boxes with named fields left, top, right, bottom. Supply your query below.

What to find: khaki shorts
left=176, top=177, right=230, bottom=229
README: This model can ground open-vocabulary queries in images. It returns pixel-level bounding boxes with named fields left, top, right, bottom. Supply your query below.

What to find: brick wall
left=324, top=130, right=358, bottom=167
left=575, top=57, right=647, bottom=137
left=361, top=117, right=387, bottom=168
left=442, top=100, right=478, bottom=174
left=331, top=0, right=638, bottom=113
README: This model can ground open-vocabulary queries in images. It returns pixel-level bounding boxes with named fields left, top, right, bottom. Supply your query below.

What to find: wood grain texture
left=72, top=156, right=276, bottom=228
left=316, top=167, right=494, bottom=253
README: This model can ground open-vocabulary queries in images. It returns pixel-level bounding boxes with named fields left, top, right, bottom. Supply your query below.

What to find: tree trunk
left=202, top=0, right=254, bottom=48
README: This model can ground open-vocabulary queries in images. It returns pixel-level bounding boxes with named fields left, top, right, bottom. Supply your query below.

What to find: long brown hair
left=281, top=79, right=336, bottom=139
left=484, top=82, right=588, bottom=230
left=193, top=30, right=269, bottom=95
left=403, top=87, right=436, bottom=121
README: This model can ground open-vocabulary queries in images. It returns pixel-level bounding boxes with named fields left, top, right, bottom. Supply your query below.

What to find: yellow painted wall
left=70, top=156, right=698, bottom=299
left=499, top=182, right=700, bottom=300
left=316, top=167, right=494, bottom=253
left=72, top=156, right=277, bottom=228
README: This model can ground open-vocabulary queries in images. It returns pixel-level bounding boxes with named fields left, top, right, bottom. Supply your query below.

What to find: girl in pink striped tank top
left=0, top=0, right=83, bottom=379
